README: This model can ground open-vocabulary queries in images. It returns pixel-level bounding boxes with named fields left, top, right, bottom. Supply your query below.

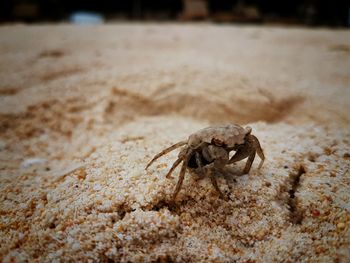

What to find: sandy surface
left=0, top=24, right=350, bottom=262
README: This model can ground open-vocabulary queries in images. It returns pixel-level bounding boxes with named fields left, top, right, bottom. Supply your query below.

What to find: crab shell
left=187, top=124, right=252, bottom=148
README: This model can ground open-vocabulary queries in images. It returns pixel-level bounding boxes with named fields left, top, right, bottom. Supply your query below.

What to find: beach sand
left=0, top=24, right=349, bottom=262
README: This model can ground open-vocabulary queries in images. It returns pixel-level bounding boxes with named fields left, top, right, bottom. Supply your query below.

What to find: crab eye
left=211, top=138, right=223, bottom=146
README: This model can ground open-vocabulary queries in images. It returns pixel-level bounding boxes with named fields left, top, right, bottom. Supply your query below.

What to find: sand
left=0, top=24, right=349, bottom=262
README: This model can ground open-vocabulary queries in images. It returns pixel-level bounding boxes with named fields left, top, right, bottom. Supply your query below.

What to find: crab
left=145, top=124, right=265, bottom=201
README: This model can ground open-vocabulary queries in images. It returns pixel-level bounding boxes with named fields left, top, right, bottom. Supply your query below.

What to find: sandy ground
left=0, top=24, right=350, bottom=262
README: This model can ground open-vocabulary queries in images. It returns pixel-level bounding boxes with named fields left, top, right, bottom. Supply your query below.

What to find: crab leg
left=230, top=145, right=256, bottom=174
left=229, top=134, right=265, bottom=173
left=228, top=146, right=250, bottom=164
left=165, top=157, right=183, bottom=179
left=253, top=135, right=265, bottom=169
left=209, top=169, right=225, bottom=199
left=145, top=141, right=187, bottom=169
left=172, top=155, right=189, bottom=201
left=195, top=151, right=204, bottom=173
left=243, top=151, right=256, bottom=174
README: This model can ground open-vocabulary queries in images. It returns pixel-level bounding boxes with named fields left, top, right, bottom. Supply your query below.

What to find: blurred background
left=0, top=0, right=349, bottom=27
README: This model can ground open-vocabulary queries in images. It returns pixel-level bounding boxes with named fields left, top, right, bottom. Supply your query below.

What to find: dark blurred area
left=0, top=0, right=349, bottom=26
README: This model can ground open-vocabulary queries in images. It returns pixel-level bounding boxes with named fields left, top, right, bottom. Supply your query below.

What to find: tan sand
left=0, top=24, right=349, bottom=262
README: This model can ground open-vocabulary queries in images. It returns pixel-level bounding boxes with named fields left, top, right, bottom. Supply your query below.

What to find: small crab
left=145, top=124, right=265, bottom=201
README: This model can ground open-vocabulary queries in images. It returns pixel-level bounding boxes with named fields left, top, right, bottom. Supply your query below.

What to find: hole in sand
left=288, top=165, right=306, bottom=224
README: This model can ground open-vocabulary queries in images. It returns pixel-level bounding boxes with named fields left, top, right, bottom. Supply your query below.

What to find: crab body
left=188, top=124, right=250, bottom=148
left=146, top=124, right=265, bottom=201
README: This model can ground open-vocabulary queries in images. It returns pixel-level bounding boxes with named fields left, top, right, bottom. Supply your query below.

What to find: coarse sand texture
left=0, top=24, right=349, bottom=262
